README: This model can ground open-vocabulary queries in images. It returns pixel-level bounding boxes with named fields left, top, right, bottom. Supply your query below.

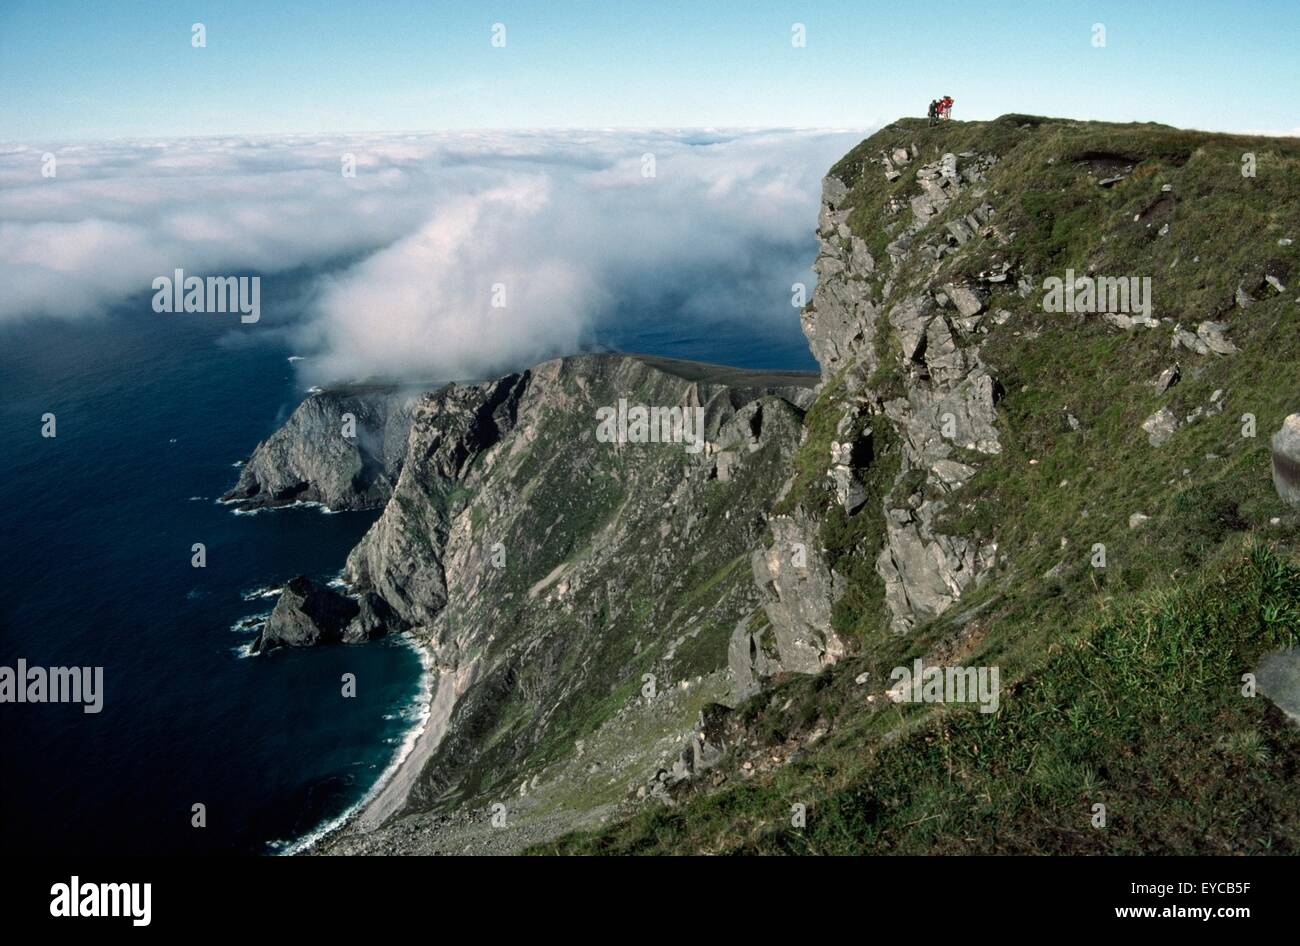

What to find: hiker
left=928, top=100, right=939, bottom=126
left=939, top=95, right=954, bottom=120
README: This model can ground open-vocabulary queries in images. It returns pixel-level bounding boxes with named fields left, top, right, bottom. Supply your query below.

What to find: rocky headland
left=232, top=115, right=1300, bottom=856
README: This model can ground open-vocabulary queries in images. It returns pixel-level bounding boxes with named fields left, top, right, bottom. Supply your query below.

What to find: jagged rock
left=931, top=459, right=977, bottom=489
left=344, top=374, right=527, bottom=626
left=834, top=465, right=868, bottom=513
left=222, top=386, right=414, bottom=511
left=346, top=592, right=399, bottom=643
left=328, top=353, right=816, bottom=817
left=877, top=511, right=996, bottom=634
left=1172, top=323, right=1209, bottom=355
left=802, top=175, right=881, bottom=378
left=713, top=451, right=740, bottom=482
left=1197, top=321, right=1238, bottom=355
left=947, top=285, right=987, bottom=318
left=976, top=261, right=1011, bottom=284
left=691, top=704, right=729, bottom=773
left=1185, top=389, right=1227, bottom=427
left=890, top=295, right=938, bottom=361
left=1154, top=364, right=1181, bottom=392
left=1129, top=513, right=1151, bottom=529
left=745, top=514, right=845, bottom=682
left=728, top=611, right=780, bottom=701
left=908, top=155, right=962, bottom=222
left=814, top=254, right=845, bottom=278
left=346, top=356, right=814, bottom=633
left=1272, top=414, right=1300, bottom=507
left=253, top=576, right=360, bottom=653
left=874, top=279, right=1002, bottom=638
left=1104, top=310, right=1156, bottom=330
left=829, top=413, right=873, bottom=515
left=647, top=704, right=730, bottom=799
left=849, top=237, right=875, bottom=275
left=242, top=356, right=817, bottom=828
left=924, top=317, right=977, bottom=386
left=1141, top=406, right=1180, bottom=446
left=822, top=174, right=849, bottom=208
left=945, top=220, right=974, bottom=244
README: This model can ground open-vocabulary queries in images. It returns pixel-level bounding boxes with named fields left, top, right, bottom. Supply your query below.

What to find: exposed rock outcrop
left=1142, top=406, right=1181, bottom=447
left=252, top=576, right=361, bottom=653
left=222, top=385, right=416, bottom=511
left=731, top=511, right=845, bottom=699
left=801, top=175, right=882, bottom=379
left=798, top=146, right=1002, bottom=636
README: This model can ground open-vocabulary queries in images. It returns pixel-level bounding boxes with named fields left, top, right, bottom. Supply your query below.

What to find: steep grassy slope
left=537, top=116, right=1300, bottom=855
left=539, top=542, right=1300, bottom=854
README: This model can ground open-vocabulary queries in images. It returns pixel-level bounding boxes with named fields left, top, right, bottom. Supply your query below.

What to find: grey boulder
left=1272, top=414, right=1300, bottom=507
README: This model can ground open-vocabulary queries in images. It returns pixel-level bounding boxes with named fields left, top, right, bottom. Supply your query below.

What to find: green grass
left=533, top=542, right=1300, bottom=855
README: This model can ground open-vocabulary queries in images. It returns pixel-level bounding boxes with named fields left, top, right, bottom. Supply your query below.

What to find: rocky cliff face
left=776, top=144, right=1005, bottom=644
left=349, top=354, right=817, bottom=815
left=232, top=353, right=818, bottom=846
left=222, top=384, right=416, bottom=511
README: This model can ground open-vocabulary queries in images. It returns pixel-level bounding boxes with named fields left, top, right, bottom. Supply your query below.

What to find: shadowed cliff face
left=222, top=384, right=418, bottom=511
left=231, top=353, right=819, bottom=843
left=363, top=355, right=819, bottom=814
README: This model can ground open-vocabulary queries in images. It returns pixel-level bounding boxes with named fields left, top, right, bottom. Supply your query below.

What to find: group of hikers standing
left=928, top=96, right=954, bottom=125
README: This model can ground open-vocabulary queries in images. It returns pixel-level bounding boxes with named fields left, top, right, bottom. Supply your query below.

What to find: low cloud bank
left=0, top=128, right=863, bottom=381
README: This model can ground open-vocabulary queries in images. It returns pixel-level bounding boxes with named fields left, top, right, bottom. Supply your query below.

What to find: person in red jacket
left=940, top=96, right=954, bottom=120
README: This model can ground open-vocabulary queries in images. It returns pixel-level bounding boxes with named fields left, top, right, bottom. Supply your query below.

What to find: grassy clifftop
left=537, top=116, right=1300, bottom=855
left=831, top=114, right=1299, bottom=317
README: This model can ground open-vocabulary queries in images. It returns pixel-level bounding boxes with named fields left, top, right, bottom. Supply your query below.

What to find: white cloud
left=0, top=128, right=865, bottom=381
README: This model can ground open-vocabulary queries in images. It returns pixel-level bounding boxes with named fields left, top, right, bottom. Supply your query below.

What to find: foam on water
left=271, top=635, right=435, bottom=856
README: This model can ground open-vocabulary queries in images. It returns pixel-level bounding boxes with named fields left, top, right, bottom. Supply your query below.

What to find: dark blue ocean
left=0, top=270, right=815, bottom=856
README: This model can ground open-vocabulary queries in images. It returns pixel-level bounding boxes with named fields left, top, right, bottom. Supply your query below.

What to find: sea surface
left=0, top=271, right=816, bottom=855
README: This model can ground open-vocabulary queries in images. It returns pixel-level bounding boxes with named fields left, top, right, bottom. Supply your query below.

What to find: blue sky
left=2, top=0, right=1298, bottom=141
